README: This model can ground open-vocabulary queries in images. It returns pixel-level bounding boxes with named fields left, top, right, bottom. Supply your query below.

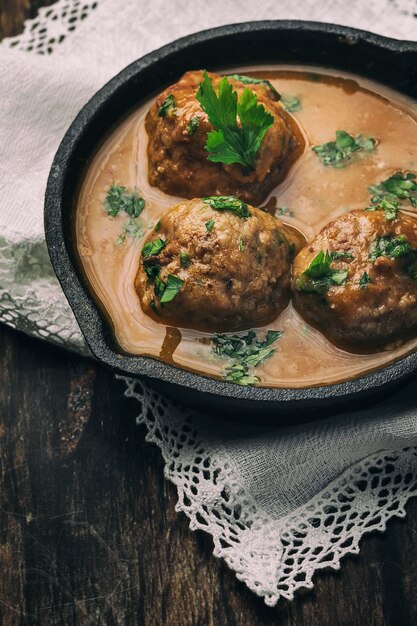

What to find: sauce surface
left=76, top=66, right=417, bottom=387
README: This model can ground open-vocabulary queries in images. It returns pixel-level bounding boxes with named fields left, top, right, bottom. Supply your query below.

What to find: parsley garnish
left=160, top=275, right=184, bottom=303
left=295, top=250, right=349, bottom=295
left=104, top=184, right=145, bottom=218
left=180, top=252, right=190, bottom=267
left=187, top=116, right=200, bottom=135
left=277, top=207, right=294, bottom=217
left=226, top=74, right=280, bottom=100
left=205, top=219, right=215, bottom=232
left=366, top=198, right=399, bottom=221
left=157, top=94, right=176, bottom=117
left=281, top=95, right=301, bottom=113
left=330, top=251, right=354, bottom=260
left=212, top=329, right=283, bottom=386
left=359, top=272, right=372, bottom=288
left=154, top=220, right=161, bottom=231
left=239, top=236, right=245, bottom=252
left=144, top=263, right=161, bottom=280
left=369, top=171, right=417, bottom=209
left=313, top=131, right=376, bottom=167
left=368, top=234, right=412, bottom=261
left=141, top=238, right=167, bottom=258
left=196, top=71, right=274, bottom=170
left=150, top=299, right=160, bottom=316
left=202, top=196, right=250, bottom=218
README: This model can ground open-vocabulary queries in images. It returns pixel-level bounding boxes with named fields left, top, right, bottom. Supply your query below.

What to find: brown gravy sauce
left=76, top=66, right=417, bottom=387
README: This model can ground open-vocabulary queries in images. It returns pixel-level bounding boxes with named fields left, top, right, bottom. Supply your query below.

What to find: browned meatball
left=145, top=70, right=301, bottom=205
left=292, top=209, right=417, bottom=352
left=135, top=197, right=291, bottom=331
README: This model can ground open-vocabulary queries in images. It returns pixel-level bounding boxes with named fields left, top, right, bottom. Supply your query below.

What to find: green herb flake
left=144, top=263, right=161, bottom=280
left=212, top=329, right=283, bottom=386
left=205, top=219, right=215, bottom=232
left=369, top=171, right=417, bottom=209
left=226, top=73, right=280, bottom=100
left=239, top=236, right=245, bottom=252
left=104, top=184, right=145, bottom=219
left=157, top=94, right=176, bottom=117
left=295, top=250, right=349, bottom=295
left=154, top=220, right=161, bottom=231
left=277, top=206, right=295, bottom=217
left=196, top=70, right=274, bottom=170
left=330, top=251, right=354, bottom=260
left=366, top=198, right=399, bottom=221
left=141, top=238, right=167, bottom=258
left=359, top=272, right=372, bottom=288
left=180, top=252, right=190, bottom=267
left=369, top=234, right=412, bottom=261
left=159, top=274, right=184, bottom=304
left=187, top=117, right=200, bottom=135
left=313, top=130, right=376, bottom=168
left=202, top=195, right=250, bottom=218
left=149, top=299, right=160, bottom=316
left=281, top=94, right=301, bottom=113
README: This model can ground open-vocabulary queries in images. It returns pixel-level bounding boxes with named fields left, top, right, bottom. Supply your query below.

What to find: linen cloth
left=1, top=0, right=417, bottom=604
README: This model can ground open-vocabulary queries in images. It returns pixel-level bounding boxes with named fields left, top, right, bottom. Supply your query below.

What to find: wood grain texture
left=1, top=2, right=417, bottom=624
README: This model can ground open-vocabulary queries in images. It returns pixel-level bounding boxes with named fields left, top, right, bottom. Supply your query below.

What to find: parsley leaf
left=366, top=198, right=399, bottom=221
left=368, top=234, right=412, bottom=261
left=157, top=94, right=176, bottom=117
left=180, top=252, right=190, bottom=267
left=238, top=236, right=245, bottom=252
left=281, top=95, right=301, bottom=113
left=212, top=329, right=283, bottom=386
left=330, top=251, right=354, bottom=260
left=160, top=275, right=184, bottom=303
left=187, top=116, right=200, bottom=135
left=205, top=219, right=215, bottom=232
left=313, top=131, right=376, bottom=167
left=104, top=184, right=145, bottom=218
left=196, top=71, right=274, bottom=170
left=141, top=238, right=167, bottom=258
left=277, top=206, right=295, bottom=217
left=202, top=196, right=250, bottom=218
left=359, top=272, right=372, bottom=288
left=226, top=74, right=280, bottom=100
left=150, top=299, right=160, bottom=316
left=295, top=250, right=348, bottom=295
left=369, top=171, right=417, bottom=209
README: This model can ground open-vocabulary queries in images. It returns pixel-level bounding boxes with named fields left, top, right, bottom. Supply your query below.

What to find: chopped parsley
left=187, top=116, right=200, bottom=135
left=159, top=275, right=184, bottom=303
left=202, top=196, right=250, bottom=218
left=149, top=299, right=160, bottom=316
left=330, top=251, right=354, bottom=260
left=157, top=94, right=176, bottom=117
left=239, top=236, right=245, bottom=252
left=369, top=171, right=417, bottom=209
left=180, top=252, right=190, bottom=267
left=281, top=95, right=301, bottom=113
left=313, top=131, right=376, bottom=167
left=144, top=263, right=161, bottom=280
left=141, top=238, right=167, bottom=258
left=226, top=73, right=280, bottom=99
left=366, top=198, right=399, bottom=221
left=196, top=71, right=274, bottom=170
left=104, top=184, right=145, bottom=244
left=359, top=272, right=372, bottom=288
left=205, top=219, right=215, bottom=232
left=212, top=329, right=283, bottom=386
left=277, top=206, right=295, bottom=217
left=368, top=234, right=412, bottom=261
left=295, top=250, right=348, bottom=295
left=154, top=220, right=161, bottom=231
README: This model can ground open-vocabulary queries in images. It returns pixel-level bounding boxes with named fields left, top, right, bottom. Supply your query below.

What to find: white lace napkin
left=1, top=0, right=417, bottom=605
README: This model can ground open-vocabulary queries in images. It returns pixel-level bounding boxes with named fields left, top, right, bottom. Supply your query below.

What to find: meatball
left=135, top=197, right=291, bottom=331
left=292, top=209, right=417, bottom=351
left=145, top=70, right=299, bottom=205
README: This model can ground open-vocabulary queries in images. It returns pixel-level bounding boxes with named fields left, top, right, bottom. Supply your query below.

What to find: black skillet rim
left=44, top=19, right=417, bottom=405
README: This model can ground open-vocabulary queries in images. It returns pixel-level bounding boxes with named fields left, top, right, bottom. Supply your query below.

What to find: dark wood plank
left=1, top=3, right=417, bottom=624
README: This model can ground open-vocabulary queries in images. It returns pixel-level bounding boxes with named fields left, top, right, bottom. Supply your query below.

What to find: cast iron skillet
left=44, top=20, right=417, bottom=421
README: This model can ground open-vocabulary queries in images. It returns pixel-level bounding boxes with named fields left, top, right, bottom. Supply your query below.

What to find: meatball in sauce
left=135, top=198, right=291, bottom=331
left=145, top=70, right=302, bottom=205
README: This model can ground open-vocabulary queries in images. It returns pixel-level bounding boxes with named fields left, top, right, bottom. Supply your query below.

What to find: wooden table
left=1, top=2, right=417, bottom=624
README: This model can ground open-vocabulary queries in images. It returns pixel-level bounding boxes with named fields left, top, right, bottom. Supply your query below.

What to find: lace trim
left=2, top=0, right=99, bottom=55
left=124, top=378, right=417, bottom=605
